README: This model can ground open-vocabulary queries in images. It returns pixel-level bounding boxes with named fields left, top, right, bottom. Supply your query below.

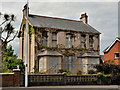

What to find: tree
left=3, top=45, right=25, bottom=72
left=0, top=12, right=18, bottom=61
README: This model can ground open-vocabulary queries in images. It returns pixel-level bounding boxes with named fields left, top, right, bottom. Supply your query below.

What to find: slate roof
left=28, top=14, right=100, bottom=34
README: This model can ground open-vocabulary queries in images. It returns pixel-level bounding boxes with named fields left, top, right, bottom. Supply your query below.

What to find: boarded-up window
left=49, top=56, right=58, bottom=73
left=39, top=57, right=44, bottom=72
left=81, top=58, right=87, bottom=72
left=66, top=34, right=73, bottom=48
left=42, top=31, right=48, bottom=46
left=64, top=56, right=75, bottom=73
left=88, top=58, right=99, bottom=70
left=52, top=32, right=57, bottom=47
left=81, top=35, right=86, bottom=48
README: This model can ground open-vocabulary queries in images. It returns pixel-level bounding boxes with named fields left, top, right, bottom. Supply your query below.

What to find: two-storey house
left=19, top=5, right=101, bottom=74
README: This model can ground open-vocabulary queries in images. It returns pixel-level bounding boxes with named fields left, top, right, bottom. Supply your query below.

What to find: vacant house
left=19, top=5, right=100, bottom=74
left=104, top=37, right=120, bottom=65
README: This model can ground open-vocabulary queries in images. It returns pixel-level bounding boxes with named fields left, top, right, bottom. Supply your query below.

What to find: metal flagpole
left=25, top=0, right=29, bottom=87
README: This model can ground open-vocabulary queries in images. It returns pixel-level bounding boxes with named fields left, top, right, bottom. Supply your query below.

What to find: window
left=66, top=34, right=73, bottom=48
left=49, top=57, right=58, bottom=73
left=52, top=32, right=57, bottom=47
left=42, top=31, right=48, bottom=46
left=89, top=35, right=94, bottom=48
left=88, top=58, right=99, bottom=70
left=81, top=35, right=86, bottom=48
left=64, top=56, right=75, bottom=73
left=39, top=57, right=44, bottom=72
left=31, top=56, right=33, bottom=72
left=114, top=53, right=119, bottom=58
left=81, top=58, right=87, bottom=72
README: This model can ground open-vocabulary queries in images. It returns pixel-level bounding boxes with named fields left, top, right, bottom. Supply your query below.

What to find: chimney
left=23, top=4, right=29, bottom=17
left=80, top=13, right=88, bottom=24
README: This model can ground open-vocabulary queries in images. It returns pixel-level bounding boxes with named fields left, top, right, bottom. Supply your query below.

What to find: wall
left=1, top=69, right=23, bottom=87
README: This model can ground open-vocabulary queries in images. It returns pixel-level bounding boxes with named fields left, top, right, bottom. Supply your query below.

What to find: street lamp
left=25, top=0, right=29, bottom=87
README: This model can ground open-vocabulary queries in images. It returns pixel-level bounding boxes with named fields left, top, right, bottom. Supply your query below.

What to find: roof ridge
left=29, top=14, right=83, bottom=23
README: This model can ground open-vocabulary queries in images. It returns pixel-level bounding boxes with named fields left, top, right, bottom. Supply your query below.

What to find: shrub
left=88, top=69, right=97, bottom=74
left=77, top=70, right=82, bottom=75
left=58, top=69, right=72, bottom=75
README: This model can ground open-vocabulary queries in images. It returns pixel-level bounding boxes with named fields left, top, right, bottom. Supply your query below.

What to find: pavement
left=1, top=85, right=120, bottom=90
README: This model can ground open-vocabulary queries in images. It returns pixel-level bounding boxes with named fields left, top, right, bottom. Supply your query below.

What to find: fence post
left=13, top=69, right=21, bottom=87
left=63, top=72, right=67, bottom=85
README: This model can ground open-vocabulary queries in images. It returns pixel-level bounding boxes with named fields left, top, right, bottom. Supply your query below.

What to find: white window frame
left=114, top=53, right=119, bottom=59
left=52, top=32, right=57, bottom=47
left=66, top=34, right=73, bottom=48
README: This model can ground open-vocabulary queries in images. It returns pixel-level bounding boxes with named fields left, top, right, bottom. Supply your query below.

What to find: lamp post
left=0, top=27, right=2, bottom=73
left=25, top=0, right=29, bottom=87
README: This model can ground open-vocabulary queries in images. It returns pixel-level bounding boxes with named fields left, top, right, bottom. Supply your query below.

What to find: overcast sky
left=0, top=0, right=119, bottom=57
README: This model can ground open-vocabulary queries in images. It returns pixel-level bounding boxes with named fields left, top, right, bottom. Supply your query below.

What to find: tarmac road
left=1, top=85, right=120, bottom=90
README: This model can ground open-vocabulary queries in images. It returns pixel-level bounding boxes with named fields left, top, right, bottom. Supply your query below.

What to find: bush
left=92, top=78, right=98, bottom=84
left=77, top=70, right=82, bottom=75
left=88, top=69, right=97, bottom=74
left=58, top=69, right=72, bottom=75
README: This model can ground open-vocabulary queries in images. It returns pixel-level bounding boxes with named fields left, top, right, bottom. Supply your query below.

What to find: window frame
left=52, top=32, right=57, bottom=47
left=89, top=35, right=94, bottom=48
left=114, top=53, right=119, bottom=59
left=66, top=34, right=73, bottom=48
left=42, top=31, right=48, bottom=46
left=81, top=35, right=86, bottom=48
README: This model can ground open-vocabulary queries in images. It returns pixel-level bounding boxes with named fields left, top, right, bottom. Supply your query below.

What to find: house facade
left=104, top=37, right=120, bottom=65
left=19, top=5, right=100, bottom=74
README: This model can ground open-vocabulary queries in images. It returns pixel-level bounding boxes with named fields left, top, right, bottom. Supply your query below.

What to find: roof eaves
left=103, top=37, right=120, bottom=53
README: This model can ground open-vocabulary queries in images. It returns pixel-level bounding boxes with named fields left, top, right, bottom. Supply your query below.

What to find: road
left=1, top=85, right=120, bottom=90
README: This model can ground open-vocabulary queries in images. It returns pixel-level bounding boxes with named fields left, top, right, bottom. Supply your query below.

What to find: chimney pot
left=80, top=13, right=88, bottom=24
left=23, top=4, right=29, bottom=17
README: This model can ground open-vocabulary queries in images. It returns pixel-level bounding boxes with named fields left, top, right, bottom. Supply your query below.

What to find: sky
left=0, top=0, right=119, bottom=57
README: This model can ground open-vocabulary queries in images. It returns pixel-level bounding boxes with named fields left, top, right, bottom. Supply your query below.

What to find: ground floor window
left=64, top=56, right=75, bottom=73
left=88, top=58, right=99, bottom=70
left=81, top=58, right=87, bottom=73
left=49, top=56, right=58, bottom=73
left=81, top=58, right=99, bottom=73
left=39, top=57, right=44, bottom=72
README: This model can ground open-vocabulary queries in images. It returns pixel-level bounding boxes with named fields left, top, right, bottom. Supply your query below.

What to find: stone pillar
left=48, top=32, right=52, bottom=47
left=58, top=56, right=62, bottom=70
left=74, top=33, right=81, bottom=48
left=86, top=34, right=89, bottom=49
left=93, top=35, right=99, bottom=51
left=57, top=31, right=66, bottom=48
left=13, top=69, right=21, bottom=87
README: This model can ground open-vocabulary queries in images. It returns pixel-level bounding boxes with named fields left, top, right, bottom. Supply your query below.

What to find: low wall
left=0, top=69, right=23, bottom=87
left=28, top=73, right=98, bottom=86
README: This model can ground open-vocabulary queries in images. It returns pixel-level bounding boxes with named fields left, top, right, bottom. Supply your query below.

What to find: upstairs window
left=89, top=35, right=94, bottom=48
left=114, top=53, right=119, bottom=59
left=66, top=34, right=73, bottom=48
left=81, top=35, right=86, bottom=48
left=52, top=32, right=57, bottom=47
left=42, top=31, right=48, bottom=46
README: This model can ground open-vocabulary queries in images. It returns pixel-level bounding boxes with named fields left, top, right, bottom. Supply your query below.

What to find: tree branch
left=0, top=20, right=7, bottom=26
left=6, top=31, right=18, bottom=43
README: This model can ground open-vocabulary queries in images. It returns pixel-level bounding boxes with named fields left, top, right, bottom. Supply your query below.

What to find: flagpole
left=25, top=0, right=29, bottom=87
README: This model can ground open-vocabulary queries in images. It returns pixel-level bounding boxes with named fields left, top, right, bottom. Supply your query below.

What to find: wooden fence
left=28, top=73, right=98, bottom=86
